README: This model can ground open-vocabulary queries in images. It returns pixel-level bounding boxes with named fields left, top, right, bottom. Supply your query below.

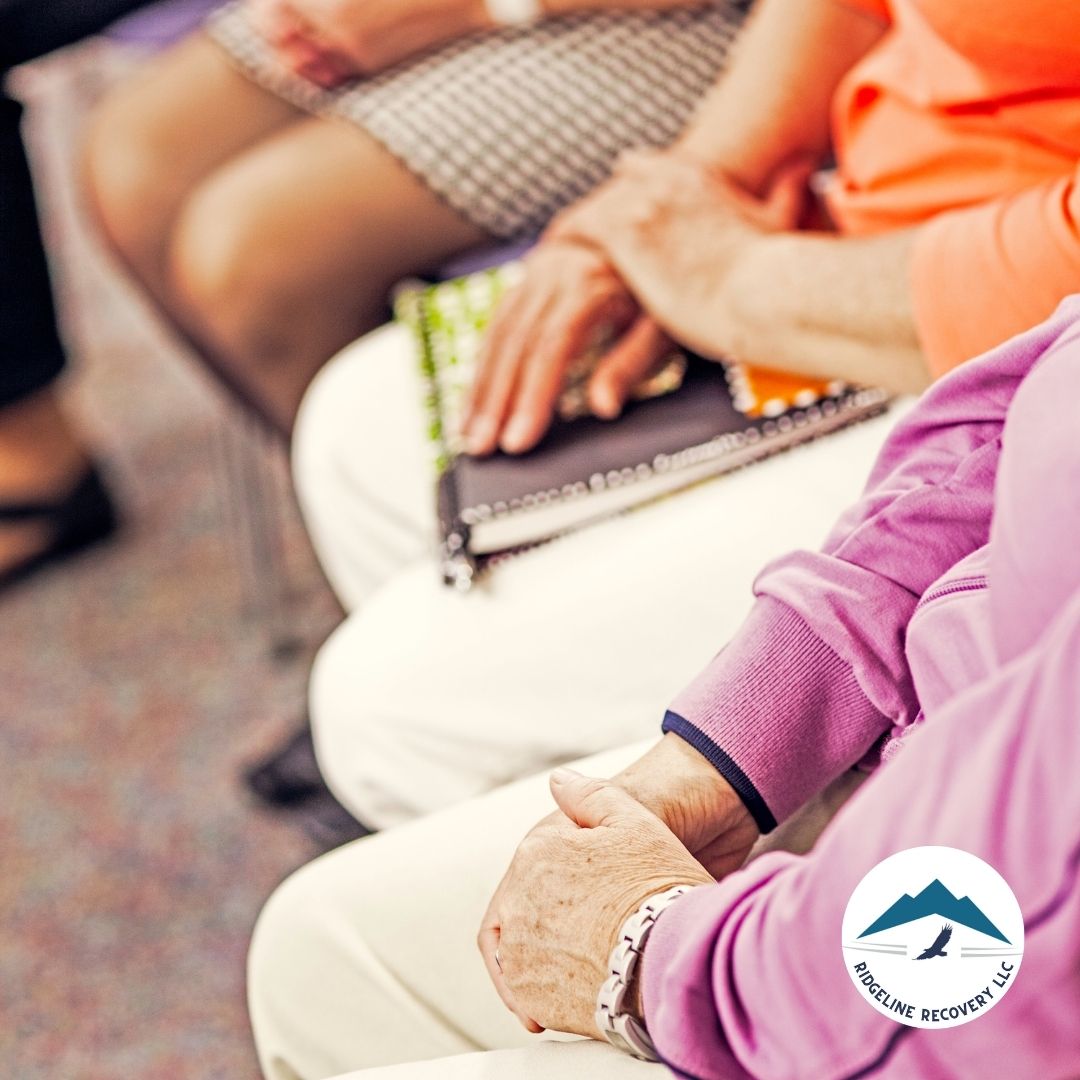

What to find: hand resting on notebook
left=461, top=150, right=806, bottom=457
left=461, top=241, right=673, bottom=456
left=460, top=0, right=931, bottom=457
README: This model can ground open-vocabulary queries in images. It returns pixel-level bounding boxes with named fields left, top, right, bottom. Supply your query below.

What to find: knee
left=309, top=621, right=380, bottom=808
left=248, top=857, right=348, bottom=1078
left=291, top=335, right=412, bottom=608
left=249, top=862, right=321, bottom=1022
left=309, top=617, right=417, bottom=826
left=168, top=175, right=297, bottom=371
left=291, top=345, right=370, bottom=518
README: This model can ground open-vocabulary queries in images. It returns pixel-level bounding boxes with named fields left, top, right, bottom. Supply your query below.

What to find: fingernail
left=467, top=417, right=495, bottom=455
left=500, top=416, right=531, bottom=454
left=551, top=768, right=580, bottom=785
left=592, top=387, right=622, bottom=420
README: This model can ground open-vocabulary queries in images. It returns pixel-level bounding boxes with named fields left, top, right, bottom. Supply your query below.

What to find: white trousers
left=293, top=324, right=906, bottom=829
left=250, top=739, right=862, bottom=1080
left=250, top=741, right=648, bottom=1080
left=331, top=1043, right=660, bottom=1080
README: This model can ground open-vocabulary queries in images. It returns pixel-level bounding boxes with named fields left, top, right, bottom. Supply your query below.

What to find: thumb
left=550, top=769, right=643, bottom=829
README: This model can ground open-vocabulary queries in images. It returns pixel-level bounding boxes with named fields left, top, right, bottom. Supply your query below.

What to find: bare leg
left=86, top=33, right=488, bottom=434
left=166, top=119, right=488, bottom=432
left=84, top=32, right=303, bottom=300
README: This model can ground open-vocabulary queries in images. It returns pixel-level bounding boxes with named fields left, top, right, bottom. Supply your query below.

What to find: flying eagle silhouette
left=915, top=924, right=952, bottom=960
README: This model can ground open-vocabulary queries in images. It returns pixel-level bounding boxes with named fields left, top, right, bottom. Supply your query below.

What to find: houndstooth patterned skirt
left=206, top=3, right=744, bottom=239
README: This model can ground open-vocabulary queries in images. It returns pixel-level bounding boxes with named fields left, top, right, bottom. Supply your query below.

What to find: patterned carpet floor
left=3, top=43, right=341, bottom=1079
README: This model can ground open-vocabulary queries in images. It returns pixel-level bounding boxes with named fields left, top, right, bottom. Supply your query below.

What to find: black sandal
left=0, top=467, right=119, bottom=593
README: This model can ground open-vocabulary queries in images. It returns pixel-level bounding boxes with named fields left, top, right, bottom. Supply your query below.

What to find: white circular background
left=841, top=846, right=1024, bottom=1029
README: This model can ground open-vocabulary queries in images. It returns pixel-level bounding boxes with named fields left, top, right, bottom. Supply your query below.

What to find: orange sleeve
left=911, top=173, right=1080, bottom=376
left=835, top=0, right=890, bottom=22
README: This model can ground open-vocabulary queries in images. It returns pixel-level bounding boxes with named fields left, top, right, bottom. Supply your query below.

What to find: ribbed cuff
left=662, top=711, right=776, bottom=833
left=665, top=597, right=887, bottom=826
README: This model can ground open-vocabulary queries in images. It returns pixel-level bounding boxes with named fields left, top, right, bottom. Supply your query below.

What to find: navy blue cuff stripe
left=662, top=711, right=777, bottom=834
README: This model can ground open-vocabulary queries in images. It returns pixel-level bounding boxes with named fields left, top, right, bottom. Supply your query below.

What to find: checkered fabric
left=207, top=3, right=743, bottom=239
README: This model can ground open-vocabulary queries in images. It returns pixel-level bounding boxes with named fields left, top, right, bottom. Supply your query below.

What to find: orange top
left=827, top=0, right=1080, bottom=375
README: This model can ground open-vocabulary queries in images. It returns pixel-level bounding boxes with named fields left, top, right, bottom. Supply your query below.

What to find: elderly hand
left=463, top=150, right=810, bottom=454
left=462, top=240, right=675, bottom=455
left=479, top=768, right=715, bottom=1038
left=558, top=150, right=812, bottom=362
left=249, top=0, right=492, bottom=86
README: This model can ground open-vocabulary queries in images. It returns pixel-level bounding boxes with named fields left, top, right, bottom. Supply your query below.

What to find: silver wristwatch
left=595, top=885, right=691, bottom=1062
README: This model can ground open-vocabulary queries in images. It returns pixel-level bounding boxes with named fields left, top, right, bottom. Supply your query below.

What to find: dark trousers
left=0, top=0, right=151, bottom=408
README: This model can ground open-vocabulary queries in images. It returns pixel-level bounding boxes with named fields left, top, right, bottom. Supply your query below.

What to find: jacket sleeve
left=912, top=170, right=1080, bottom=379
left=646, top=322, right=1080, bottom=1077
left=663, top=298, right=1080, bottom=830
left=644, top=583, right=1080, bottom=1080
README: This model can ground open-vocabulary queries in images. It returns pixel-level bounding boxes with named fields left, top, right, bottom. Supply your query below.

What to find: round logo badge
left=842, top=846, right=1024, bottom=1029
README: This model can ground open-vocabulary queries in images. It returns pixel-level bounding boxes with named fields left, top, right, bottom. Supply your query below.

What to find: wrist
left=718, top=231, right=790, bottom=362
left=596, top=883, right=704, bottom=1059
left=615, top=734, right=751, bottom=842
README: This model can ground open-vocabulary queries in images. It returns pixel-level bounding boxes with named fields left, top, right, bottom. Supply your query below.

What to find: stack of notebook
left=396, top=264, right=890, bottom=590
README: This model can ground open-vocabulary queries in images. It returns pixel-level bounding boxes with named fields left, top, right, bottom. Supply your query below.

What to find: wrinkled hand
left=249, top=0, right=492, bottom=87
left=462, top=241, right=675, bottom=456
left=611, top=733, right=761, bottom=881
left=463, top=151, right=810, bottom=454
left=556, top=150, right=812, bottom=361
left=479, top=768, right=715, bottom=1038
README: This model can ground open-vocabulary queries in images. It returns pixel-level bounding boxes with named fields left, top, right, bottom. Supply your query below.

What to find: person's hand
left=562, top=150, right=812, bottom=362
left=479, top=768, right=715, bottom=1038
left=462, top=241, right=675, bottom=456
left=477, top=738, right=756, bottom=1032
left=250, top=0, right=493, bottom=86
left=462, top=151, right=809, bottom=455
left=611, top=732, right=761, bottom=880
left=551, top=149, right=811, bottom=362
left=247, top=0, right=348, bottom=86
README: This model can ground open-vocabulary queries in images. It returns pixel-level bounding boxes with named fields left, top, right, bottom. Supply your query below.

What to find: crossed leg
left=84, top=34, right=486, bottom=432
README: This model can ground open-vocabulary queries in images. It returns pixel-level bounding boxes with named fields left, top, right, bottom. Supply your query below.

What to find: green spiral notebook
left=395, top=264, right=890, bottom=591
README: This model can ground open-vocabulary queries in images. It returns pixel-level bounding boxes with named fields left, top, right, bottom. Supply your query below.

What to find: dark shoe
left=0, top=466, right=118, bottom=593
left=244, top=721, right=372, bottom=851
left=244, top=722, right=327, bottom=806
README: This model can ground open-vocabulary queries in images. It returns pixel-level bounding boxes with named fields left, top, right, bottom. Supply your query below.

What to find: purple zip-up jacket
left=643, top=298, right=1080, bottom=1078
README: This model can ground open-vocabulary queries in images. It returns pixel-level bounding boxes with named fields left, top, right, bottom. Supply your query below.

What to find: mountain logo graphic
left=841, top=847, right=1024, bottom=1029
left=858, top=878, right=1010, bottom=943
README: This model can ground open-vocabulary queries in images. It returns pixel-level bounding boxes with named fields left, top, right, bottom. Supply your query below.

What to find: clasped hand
left=478, top=736, right=758, bottom=1038
left=463, top=149, right=811, bottom=456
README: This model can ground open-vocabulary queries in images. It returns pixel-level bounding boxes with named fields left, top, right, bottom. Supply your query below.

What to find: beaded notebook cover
left=396, top=265, right=889, bottom=590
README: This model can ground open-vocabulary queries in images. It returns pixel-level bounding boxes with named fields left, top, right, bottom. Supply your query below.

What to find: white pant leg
left=332, top=1042, right=662, bottom=1080
left=250, top=737, right=860, bottom=1080
left=300, top=328, right=910, bottom=826
left=292, top=325, right=436, bottom=613
left=249, top=741, right=652, bottom=1080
